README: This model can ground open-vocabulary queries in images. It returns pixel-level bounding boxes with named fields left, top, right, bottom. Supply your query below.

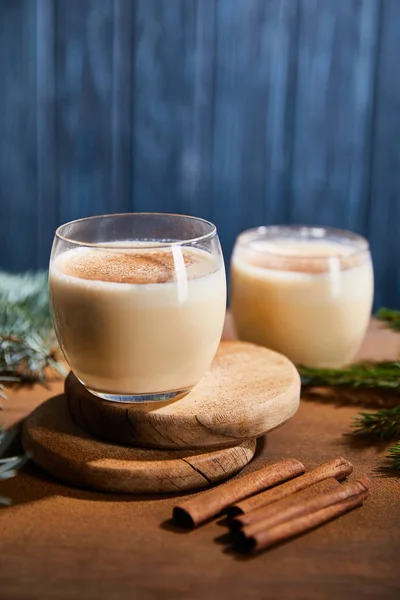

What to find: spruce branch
left=351, top=406, right=400, bottom=440
left=376, top=307, right=400, bottom=331
left=300, top=360, right=400, bottom=471
left=0, top=333, right=65, bottom=383
left=0, top=427, right=29, bottom=506
left=388, top=442, right=400, bottom=470
left=349, top=403, right=400, bottom=471
left=0, top=270, right=63, bottom=505
left=0, top=271, right=52, bottom=335
left=0, top=271, right=65, bottom=385
left=299, top=362, right=400, bottom=392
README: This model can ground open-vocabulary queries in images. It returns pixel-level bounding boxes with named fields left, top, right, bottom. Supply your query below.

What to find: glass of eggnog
left=230, top=226, right=373, bottom=368
left=49, top=213, right=226, bottom=403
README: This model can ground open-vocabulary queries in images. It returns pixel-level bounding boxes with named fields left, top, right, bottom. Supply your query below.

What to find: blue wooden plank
left=36, top=0, right=57, bottom=267
left=0, top=0, right=398, bottom=313
left=210, top=0, right=298, bottom=263
left=133, top=0, right=200, bottom=216
left=56, top=0, right=114, bottom=225
left=111, top=0, right=134, bottom=213
left=289, top=0, right=380, bottom=233
left=0, top=0, right=38, bottom=271
left=367, top=0, right=400, bottom=308
left=181, top=0, right=216, bottom=220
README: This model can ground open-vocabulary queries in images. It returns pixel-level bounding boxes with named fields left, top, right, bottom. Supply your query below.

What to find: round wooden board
left=22, top=395, right=257, bottom=494
left=66, top=340, right=300, bottom=450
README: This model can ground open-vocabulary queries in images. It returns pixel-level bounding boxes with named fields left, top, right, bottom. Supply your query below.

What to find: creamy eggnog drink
left=231, top=227, right=373, bottom=368
left=50, top=214, right=226, bottom=402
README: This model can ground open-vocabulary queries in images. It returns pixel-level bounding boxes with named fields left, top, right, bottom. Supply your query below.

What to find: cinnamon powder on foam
left=236, top=241, right=369, bottom=274
left=57, top=248, right=208, bottom=284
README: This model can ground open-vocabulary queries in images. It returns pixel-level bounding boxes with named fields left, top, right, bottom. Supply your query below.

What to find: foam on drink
left=50, top=244, right=226, bottom=397
left=231, top=237, right=373, bottom=368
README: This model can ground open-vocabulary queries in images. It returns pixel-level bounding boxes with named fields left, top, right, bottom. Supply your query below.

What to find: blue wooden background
left=0, top=0, right=399, bottom=307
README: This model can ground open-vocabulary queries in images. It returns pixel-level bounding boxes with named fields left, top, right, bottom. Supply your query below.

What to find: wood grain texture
left=290, top=0, right=380, bottom=232
left=0, top=0, right=38, bottom=270
left=1, top=0, right=400, bottom=308
left=36, top=0, right=58, bottom=266
left=22, top=394, right=256, bottom=494
left=367, top=0, right=400, bottom=309
left=133, top=0, right=210, bottom=216
left=111, top=0, right=135, bottom=213
left=0, top=319, right=399, bottom=599
left=55, top=0, right=114, bottom=224
left=66, top=340, right=300, bottom=449
left=211, top=0, right=298, bottom=263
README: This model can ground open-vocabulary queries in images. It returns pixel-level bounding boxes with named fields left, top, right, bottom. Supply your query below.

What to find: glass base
left=86, top=386, right=193, bottom=404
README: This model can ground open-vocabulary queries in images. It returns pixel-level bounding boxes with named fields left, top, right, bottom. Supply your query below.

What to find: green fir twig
left=300, top=361, right=400, bottom=471
left=376, top=307, right=400, bottom=331
left=0, top=271, right=64, bottom=505
left=0, top=271, right=65, bottom=384
left=0, top=427, right=29, bottom=506
left=387, top=442, right=400, bottom=470
left=0, top=271, right=52, bottom=334
left=0, top=333, right=65, bottom=383
left=299, top=362, right=400, bottom=392
left=352, top=406, right=400, bottom=440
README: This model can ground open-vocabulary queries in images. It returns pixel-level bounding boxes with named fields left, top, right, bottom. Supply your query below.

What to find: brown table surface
left=1, top=318, right=400, bottom=600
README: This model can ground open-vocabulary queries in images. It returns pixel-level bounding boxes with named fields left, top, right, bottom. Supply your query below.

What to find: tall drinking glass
left=230, top=226, right=373, bottom=368
left=50, top=213, right=226, bottom=402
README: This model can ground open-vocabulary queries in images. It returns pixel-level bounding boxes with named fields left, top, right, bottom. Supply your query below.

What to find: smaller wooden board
left=66, top=340, right=300, bottom=450
left=22, top=395, right=257, bottom=494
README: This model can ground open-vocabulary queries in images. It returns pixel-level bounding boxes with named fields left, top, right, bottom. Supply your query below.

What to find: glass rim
left=55, top=212, right=217, bottom=249
left=236, top=225, right=370, bottom=259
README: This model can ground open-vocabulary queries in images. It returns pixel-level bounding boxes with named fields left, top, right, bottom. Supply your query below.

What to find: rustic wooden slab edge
left=66, top=340, right=300, bottom=449
left=22, top=394, right=257, bottom=494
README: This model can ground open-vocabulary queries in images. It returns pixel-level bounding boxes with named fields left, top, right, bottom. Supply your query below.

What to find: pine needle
left=352, top=406, right=400, bottom=440
left=388, top=442, right=400, bottom=470
left=0, top=271, right=65, bottom=384
left=0, top=271, right=52, bottom=335
left=0, top=427, right=28, bottom=506
left=376, top=307, right=400, bottom=331
left=299, top=362, right=400, bottom=391
left=0, top=270, right=61, bottom=505
left=300, top=359, right=400, bottom=471
left=0, top=333, right=65, bottom=382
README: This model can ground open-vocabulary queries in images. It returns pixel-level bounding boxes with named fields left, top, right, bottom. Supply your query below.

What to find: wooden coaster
left=22, top=395, right=257, bottom=494
left=66, top=340, right=300, bottom=450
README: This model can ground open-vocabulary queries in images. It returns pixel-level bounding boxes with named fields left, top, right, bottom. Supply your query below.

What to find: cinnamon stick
left=229, top=477, right=340, bottom=531
left=241, top=477, right=370, bottom=553
left=172, top=458, right=304, bottom=529
left=227, top=456, right=353, bottom=516
left=241, top=477, right=369, bottom=541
